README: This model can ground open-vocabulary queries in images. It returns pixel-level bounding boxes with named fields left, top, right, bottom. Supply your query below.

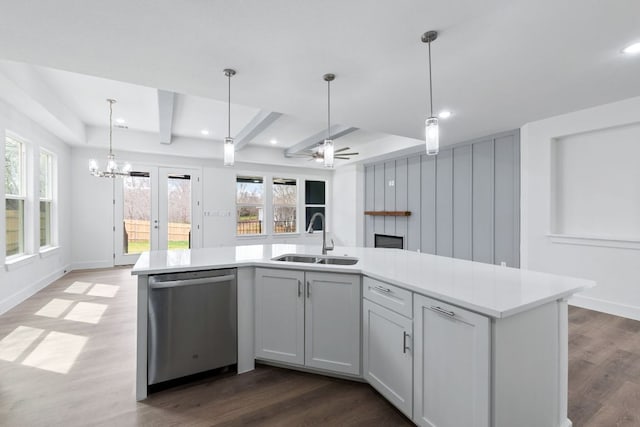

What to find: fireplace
left=374, top=234, right=404, bottom=249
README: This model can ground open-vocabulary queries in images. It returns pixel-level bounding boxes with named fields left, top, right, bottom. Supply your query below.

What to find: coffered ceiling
left=0, top=0, right=639, bottom=165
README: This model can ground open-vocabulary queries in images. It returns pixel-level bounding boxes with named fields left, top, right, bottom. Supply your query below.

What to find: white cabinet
left=255, top=268, right=305, bottom=365
left=255, top=268, right=361, bottom=376
left=363, top=299, right=413, bottom=417
left=413, top=295, right=490, bottom=427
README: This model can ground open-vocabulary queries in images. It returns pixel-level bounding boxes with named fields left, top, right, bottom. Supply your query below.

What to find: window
left=236, top=176, right=264, bottom=235
left=39, top=150, right=54, bottom=248
left=273, top=178, right=297, bottom=233
left=5, top=136, right=25, bottom=257
left=305, top=180, right=326, bottom=231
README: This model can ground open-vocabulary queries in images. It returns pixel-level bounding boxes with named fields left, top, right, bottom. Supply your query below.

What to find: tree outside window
left=5, top=136, right=25, bottom=257
left=273, top=178, right=297, bottom=233
left=236, top=176, right=264, bottom=235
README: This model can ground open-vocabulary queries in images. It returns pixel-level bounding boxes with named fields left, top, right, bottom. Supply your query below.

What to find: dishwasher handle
left=149, top=274, right=236, bottom=290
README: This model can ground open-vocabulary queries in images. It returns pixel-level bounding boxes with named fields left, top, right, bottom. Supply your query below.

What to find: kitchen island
left=132, top=244, right=593, bottom=427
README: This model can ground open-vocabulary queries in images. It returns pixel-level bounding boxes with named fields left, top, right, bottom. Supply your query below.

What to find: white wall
left=70, top=146, right=333, bottom=268
left=331, top=163, right=364, bottom=247
left=0, top=99, right=72, bottom=314
left=521, top=95, right=640, bottom=320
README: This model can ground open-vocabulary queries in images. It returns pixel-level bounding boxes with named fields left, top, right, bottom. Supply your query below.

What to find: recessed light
left=115, top=118, right=126, bottom=124
left=438, top=111, right=452, bottom=119
left=270, top=139, right=278, bottom=145
left=623, top=42, right=640, bottom=54
left=201, top=129, right=210, bottom=136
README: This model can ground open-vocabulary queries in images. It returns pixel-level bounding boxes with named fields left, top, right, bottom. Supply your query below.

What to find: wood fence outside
left=124, top=219, right=190, bottom=242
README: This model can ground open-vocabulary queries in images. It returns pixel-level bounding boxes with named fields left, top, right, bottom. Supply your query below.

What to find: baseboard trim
left=569, top=294, right=640, bottom=321
left=0, top=264, right=71, bottom=315
left=70, top=261, right=114, bottom=271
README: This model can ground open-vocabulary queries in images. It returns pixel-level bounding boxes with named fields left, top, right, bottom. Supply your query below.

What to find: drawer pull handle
left=373, top=285, right=392, bottom=294
left=298, top=279, right=302, bottom=297
left=403, top=331, right=410, bottom=354
left=307, top=281, right=311, bottom=298
left=429, top=306, right=455, bottom=317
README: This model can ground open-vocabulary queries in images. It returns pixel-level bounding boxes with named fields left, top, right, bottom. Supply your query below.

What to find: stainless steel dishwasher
left=147, top=268, right=237, bottom=385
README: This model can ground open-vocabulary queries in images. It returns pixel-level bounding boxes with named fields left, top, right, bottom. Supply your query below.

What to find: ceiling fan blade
left=336, top=152, right=359, bottom=156
left=334, top=147, right=351, bottom=153
left=335, top=156, right=353, bottom=160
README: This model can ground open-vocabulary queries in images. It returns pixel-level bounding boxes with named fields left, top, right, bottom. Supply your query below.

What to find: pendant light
left=422, top=30, right=439, bottom=156
left=323, top=73, right=335, bottom=168
left=223, top=68, right=236, bottom=166
left=89, top=99, right=131, bottom=177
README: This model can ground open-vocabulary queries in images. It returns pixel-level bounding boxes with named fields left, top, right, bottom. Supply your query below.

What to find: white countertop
left=132, top=244, right=594, bottom=319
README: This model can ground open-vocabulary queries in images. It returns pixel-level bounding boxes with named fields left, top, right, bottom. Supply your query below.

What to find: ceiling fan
left=294, top=145, right=359, bottom=163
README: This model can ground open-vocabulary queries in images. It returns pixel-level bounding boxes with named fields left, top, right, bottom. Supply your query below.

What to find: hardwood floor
left=0, top=267, right=638, bottom=426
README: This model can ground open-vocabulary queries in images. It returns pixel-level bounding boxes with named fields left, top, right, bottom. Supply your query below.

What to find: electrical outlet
left=388, top=180, right=395, bottom=187
left=500, top=261, right=507, bottom=267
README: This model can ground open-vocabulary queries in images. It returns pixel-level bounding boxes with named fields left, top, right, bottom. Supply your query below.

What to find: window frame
left=304, top=180, right=327, bottom=231
left=39, top=149, right=55, bottom=249
left=236, top=175, right=266, bottom=236
left=5, top=134, right=27, bottom=259
left=272, top=177, right=298, bottom=235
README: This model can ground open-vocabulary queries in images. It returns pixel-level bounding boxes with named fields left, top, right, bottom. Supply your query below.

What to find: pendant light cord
left=227, top=72, right=231, bottom=139
left=108, top=100, right=114, bottom=155
left=327, top=79, right=331, bottom=139
left=428, top=40, right=434, bottom=118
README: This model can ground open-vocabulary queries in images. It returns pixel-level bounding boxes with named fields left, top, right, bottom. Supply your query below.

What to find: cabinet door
left=413, top=295, right=490, bottom=427
left=363, top=299, right=413, bottom=417
left=305, top=272, right=361, bottom=375
left=255, top=268, right=305, bottom=365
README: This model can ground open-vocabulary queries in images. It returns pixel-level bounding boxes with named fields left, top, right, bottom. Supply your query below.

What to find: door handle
left=306, top=281, right=311, bottom=298
left=403, top=331, right=410, bottom=354
left=298, top=279, right=302, bottom=297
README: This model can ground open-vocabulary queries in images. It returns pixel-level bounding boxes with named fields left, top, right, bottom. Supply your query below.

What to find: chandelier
left=89, top=99, right=131, bottom=177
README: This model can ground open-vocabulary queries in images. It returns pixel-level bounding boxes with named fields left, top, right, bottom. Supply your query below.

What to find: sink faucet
left=307, top=212, right=334, bottom=255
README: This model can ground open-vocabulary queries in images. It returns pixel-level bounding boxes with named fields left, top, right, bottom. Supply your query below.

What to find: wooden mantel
left=364, top=211, right=411, bottom=217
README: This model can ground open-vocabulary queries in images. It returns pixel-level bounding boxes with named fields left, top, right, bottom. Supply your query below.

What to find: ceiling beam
left=284, top=125, right=358, bottom=157
left=234, top=110, right=282, bottom=151
left=0, top=61, right=86, bottom=144
left=157, top=89, right=175, bottom=144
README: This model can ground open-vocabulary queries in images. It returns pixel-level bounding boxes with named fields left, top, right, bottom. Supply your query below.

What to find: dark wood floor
left=0, top=267, right=638, bottom=426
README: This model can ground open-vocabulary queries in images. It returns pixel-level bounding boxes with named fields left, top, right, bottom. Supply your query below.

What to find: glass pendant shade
left=425, top=116, right=439, bottom=156
left=89, top=159, right=99, bottom=174
left=323, top=139, right=334, bottom=168
left=224, top=137, right=235, bottom=166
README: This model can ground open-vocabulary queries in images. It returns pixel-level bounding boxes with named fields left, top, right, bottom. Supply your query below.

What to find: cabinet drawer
left=363, top=276, right=413, bottom=318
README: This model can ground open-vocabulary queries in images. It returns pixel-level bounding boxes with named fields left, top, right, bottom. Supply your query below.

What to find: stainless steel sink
left=315, top=257, right=359, bottom=265
left=272, top=254, right=359, bottom=265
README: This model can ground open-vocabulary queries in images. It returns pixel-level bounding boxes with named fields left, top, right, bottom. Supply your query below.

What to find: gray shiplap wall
left=364, top=130, right=520, bottom=267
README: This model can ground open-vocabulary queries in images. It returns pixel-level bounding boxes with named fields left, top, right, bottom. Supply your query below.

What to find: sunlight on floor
left=21, top=331, right=88, bottom=374
left=0, top=326, right=45, bottom=362
left=64, top=302, right=108, bottom=324
left=64, top=281, right=92, bottom=294
left=87, top=283, right=120, bottom=298
left=35, top=298, right=74, bottom=318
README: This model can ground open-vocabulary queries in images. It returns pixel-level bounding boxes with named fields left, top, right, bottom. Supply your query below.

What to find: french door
left=114, top=166, right=201, bottom=265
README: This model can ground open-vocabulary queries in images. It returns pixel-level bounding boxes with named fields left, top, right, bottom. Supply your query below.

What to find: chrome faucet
left=307, top=212, right=334, bottom=255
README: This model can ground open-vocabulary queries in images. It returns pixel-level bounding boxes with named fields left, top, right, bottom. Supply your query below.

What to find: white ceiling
left=31, top=64, right=384, bottom=155
left=1, top=0, right=640, bottom=158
